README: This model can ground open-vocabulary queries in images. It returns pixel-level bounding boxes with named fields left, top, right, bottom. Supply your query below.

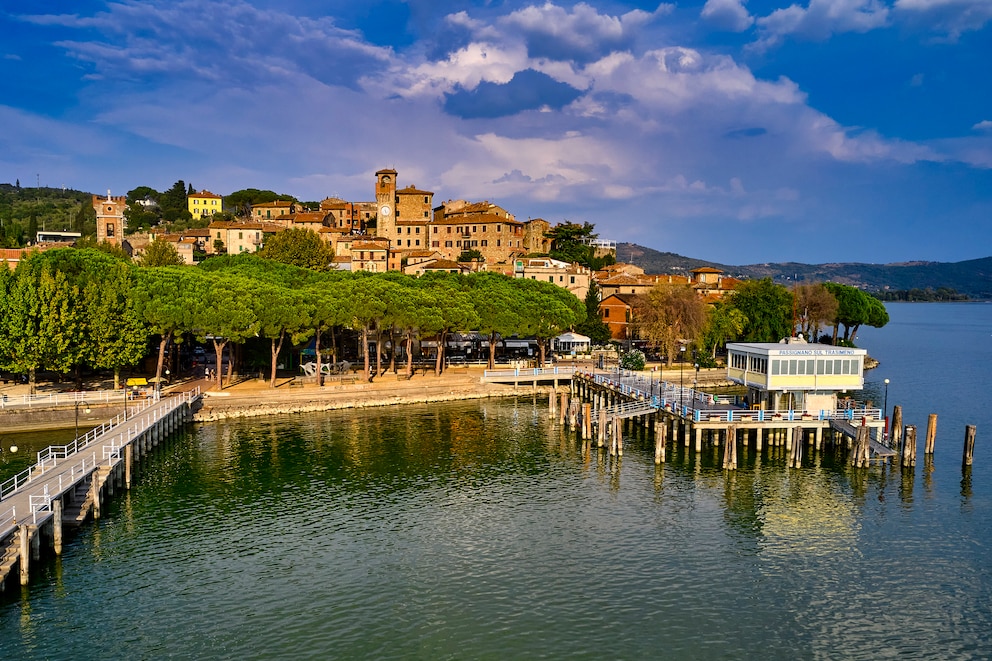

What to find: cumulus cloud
left=973, top=120, right=992, bottom=132
left=753, top=0, right=890, bottom=49
left=701, top=0, right=755, bottom=32
left=23, top=0, right=391, bottom=89
left=894, top=0, right=992, bottom=38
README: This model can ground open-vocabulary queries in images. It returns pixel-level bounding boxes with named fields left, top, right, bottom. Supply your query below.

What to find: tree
left=255, top=283, right=313, bottom=387
left=134, top=267, right=202, bottom=384
left=159, top=180, right=191, bottom=223
left=636, top=284, right=709, bottom=367
left=258, top=228, right=335, bottom=270
left=141, top=238, right=185, bottom=266
left=468, top=272, right=524, bottom=369
left=546, top=221, right=597, bottom=265
left=822, top=282, right=887, bottom=343
left=728, top=278, right=793, bottom=343
left=575, top=281, right=611, bottom=345
left=795, top=282, right=838, bottom=342
left=516, top=278, right=584, bottom=365
left=457, top=249, right=484, bottom=262
left=701, top=300, right=747, bottom=360
left=83, top=260, right=147, bottom=389
left=193, top=272, right=260, bottom=388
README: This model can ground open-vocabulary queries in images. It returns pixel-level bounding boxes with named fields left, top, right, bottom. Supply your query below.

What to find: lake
left=1, top=302, right=990, bottom=659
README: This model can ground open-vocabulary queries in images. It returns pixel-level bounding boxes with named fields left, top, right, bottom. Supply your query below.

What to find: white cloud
left=974, top=120, right=992, bottom=132
left=701, top=0, right=755, bottom=32
left=894, top=0, right=992, bottom=38
left=753, top=0, right=890, bottom=49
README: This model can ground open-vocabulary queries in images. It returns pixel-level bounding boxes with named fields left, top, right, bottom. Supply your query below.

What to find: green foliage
left=457, top=249, right=484, bottom=262
left=0, top=185, right=94, bottom=247
left=257, top=228, right=335, bottom=271
left=158, top=180, right=192, bottom=223
left=575, top=281, right=612, bottom=345
left=226, top=189, right=297, bottom=217
left=546, top=221, right=597, bottom=266
left=702, top=300, right=747, bottom=360
left=822, top=282, right=887, bottom=343
left=727, top=278, right=793, bottom=343
left=140, top=238, right=186, bottom=267
left=875, top=287, right=968, bottom=302
left=619, top=349, right=645, bottom=371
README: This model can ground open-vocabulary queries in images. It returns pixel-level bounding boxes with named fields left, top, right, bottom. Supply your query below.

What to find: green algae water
left=1, top=302, right=991, bottom=660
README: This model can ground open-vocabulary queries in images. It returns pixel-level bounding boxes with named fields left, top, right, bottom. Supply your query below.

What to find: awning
left=126, top=377, right=148, bottom=386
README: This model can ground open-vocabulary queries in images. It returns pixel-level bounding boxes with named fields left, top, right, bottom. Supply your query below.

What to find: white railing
left=483, top=366, right=578, bottom=379
left=0, top=388, right=133, bottom=410
left=0, top=389, right=198, bottom=502
left=584, top=369, right=882, bottom=425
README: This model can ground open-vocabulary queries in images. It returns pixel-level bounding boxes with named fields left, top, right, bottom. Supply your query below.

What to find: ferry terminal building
left=726, top=341, right=867, bottom=413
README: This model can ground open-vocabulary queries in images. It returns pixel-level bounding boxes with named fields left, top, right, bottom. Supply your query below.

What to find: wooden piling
left=598, top=409, right=606, bottom=447
left=548, top=388, right=556, bottom=419
left=53, top=498, right=63, bottom=556
left=925, top=414, right=937, bottom=454
left=790, top=426, right=804, bottom=468
left=19, top=525, right=30, bottom=586
left=722, top=426, right=737, bottom=470
left=891, top=405, right=903, bottom=450
left=963, top=425, right=977, bottom=466
left=902, top=425, right=917, bottom=467
left=654, top=421, right=666, bottom=465
left=125, top=443, right=133, bottom=489
left=582, top=403, right=592, bottom=440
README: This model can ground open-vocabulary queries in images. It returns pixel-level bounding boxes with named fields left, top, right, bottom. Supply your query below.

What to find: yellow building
left=187, top=190, right=223, bottom=220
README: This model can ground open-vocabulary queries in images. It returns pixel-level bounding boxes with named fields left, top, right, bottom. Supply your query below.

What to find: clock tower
left=375, top=168, right=397, bottom=241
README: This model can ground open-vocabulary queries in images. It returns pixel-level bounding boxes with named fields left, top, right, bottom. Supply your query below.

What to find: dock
left=0, top=389, right=200, bottom=590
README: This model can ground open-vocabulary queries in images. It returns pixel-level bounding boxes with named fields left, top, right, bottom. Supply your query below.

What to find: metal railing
left=0, top=389, right=199, bottom=502
left=0, top=388, right=131, bottom=409
left=582, top=369, right=882, bottom=425
left=483, top=366, right=578, bottom=378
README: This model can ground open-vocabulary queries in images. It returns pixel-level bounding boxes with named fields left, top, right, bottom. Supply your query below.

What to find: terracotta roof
left=691, top=266, right=723, bottom=274
left=397, top=185, right=434, bottom=196
left=190, top=190, right=222, bottom=199
left=601, top=293, right=641, bottom=306
left=422, top=259, right=463, bottom=270
left=351, top=241, right=387, bottom=250
left=252, top=200, right=293, bottom=208
left=430, top=214, right=522, bottom=226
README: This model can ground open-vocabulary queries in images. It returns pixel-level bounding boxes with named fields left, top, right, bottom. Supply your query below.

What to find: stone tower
left=375, top=168, right=397, bottom=242
left=93, top=191, right=127, bottom=246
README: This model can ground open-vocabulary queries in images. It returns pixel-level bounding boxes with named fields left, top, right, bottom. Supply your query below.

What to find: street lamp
left=123, top=386, right=128, bottom=420
left=679, top=343, right=686, bottom=414
left=883, top=378, right=890, bottom=440
left=74, top=400, right=91, bottom=439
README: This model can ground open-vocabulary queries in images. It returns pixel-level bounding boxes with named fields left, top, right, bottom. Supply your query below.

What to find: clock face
left=380, top=205, right=391, bottom=216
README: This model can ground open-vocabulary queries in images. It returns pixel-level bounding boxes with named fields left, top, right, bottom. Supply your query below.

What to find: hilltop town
left=1, top=169, right=744, bottom=346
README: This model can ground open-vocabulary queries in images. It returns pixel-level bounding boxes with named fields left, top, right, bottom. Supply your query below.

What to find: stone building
left=93, top=192, right=127, bottom=245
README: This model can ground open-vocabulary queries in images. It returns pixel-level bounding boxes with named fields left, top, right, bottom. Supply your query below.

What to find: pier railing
left=584, top=369, right=881, bottom=424
left=0, top=388, right=133, bottom=410
left=0, top=389, right=199, bottom=502
left=483, top=366, right=578, bottom=380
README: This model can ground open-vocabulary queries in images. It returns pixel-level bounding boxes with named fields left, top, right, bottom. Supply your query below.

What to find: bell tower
left=375, top=168, right=397, bottom=242
left=93, top=190, right=127, bottom=246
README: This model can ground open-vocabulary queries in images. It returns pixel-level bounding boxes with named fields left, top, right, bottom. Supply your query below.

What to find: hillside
left=618, top=242, right=992, bottom=300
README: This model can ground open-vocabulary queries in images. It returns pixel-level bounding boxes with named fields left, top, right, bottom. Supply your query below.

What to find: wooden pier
left=557, top=370, right=888, bottom=462
left=0, top=389, right=200, bottom=590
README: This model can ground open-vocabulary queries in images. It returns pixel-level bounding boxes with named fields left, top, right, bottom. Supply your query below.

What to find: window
left=570, top=276, right=575, bottom=284
left=432, top=241, right=439, bottom=247
left=416, top=227, right=420, bottom=234
left=424, top=196, right=428, bottom=203
left=407, top=240, right=411, bottom=247
left=497, top=240, right=501, bottom=246
left=496, top=225, right=501, bottom=232
left=238, top=232, right=243, bottom=240
left=423, top=211, right=428, bottom=218
left=106, top=223, right=115, bottom=237
left=447, top=227, right=452, bottom=233
left=771, top=360, right=780, bottom=375
left=549, top=276, right=554, bottom=282
left=481, top=240, right=487, bottom=247
left=603, top=309, right=610, bottom=318
left=415, top=240, right=420, bottom=246
left=445, top=241, right=452, bottom=247
left=433, top=226, right=438, bottom=233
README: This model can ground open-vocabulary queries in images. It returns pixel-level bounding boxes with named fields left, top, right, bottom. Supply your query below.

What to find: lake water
left=1, top=303, right=990, bottom=659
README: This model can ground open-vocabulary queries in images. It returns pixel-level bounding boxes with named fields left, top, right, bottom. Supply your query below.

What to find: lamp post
left=123, top=386, right=128, bottom=420
left=883, top=378, right=890, bottom=440
left=679, top=343, right=686, bottom=414
left=74, top=400, right=91, bottom=439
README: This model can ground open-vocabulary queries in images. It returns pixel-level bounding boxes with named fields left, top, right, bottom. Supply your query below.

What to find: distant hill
left=618, top=242, right=992, bottom=300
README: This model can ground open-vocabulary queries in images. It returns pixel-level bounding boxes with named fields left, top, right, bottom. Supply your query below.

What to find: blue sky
left=1, top=0, right=990, bottom=265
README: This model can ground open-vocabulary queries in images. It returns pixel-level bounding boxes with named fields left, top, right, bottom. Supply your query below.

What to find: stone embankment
left=192, top=368, right=519, bottom=421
